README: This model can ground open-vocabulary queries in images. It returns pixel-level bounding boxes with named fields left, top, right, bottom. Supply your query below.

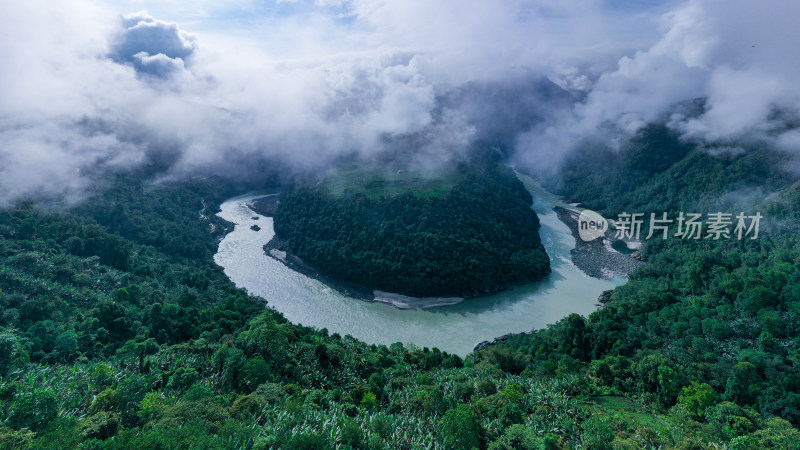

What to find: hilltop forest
left=273, top=155, right=551, bottom=298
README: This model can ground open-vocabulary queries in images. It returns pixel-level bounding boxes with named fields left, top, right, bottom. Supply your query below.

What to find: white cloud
left=111, top=11, right=197, bottom=78
left=1, top=0, right=798, bottom=205
left=514, top=0, right=800, bottom=175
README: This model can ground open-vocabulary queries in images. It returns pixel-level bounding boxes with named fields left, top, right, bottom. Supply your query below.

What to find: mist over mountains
left=1, top=0, right=799, bottom=205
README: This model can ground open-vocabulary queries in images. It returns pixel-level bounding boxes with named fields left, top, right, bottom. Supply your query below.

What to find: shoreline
left=214, top=191, right=625, bottom=354
left=248, top=197, right=470, bottom=309
left=262, top=229, right=559, bottom=308
left=262, top=231, right=555, bottom=309
left=263, top=234, right=377, bottom=302
left=245, top=193, right=638, bottom=312
left=263, top=235, right=474, bottom=309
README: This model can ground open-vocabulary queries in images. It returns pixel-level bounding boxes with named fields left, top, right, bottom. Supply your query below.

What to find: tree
left=0, top=330, right=26, bottom=375
left=679, top=382, right=716, bottom=420
left=241, top=358, right=272, bottom=391
left=284, top=432, right=334, bottom=450
left=581, top=416, right=614, bottom=450
left=705, top=401, right=758, bottom=440
left=504, top=424, right=541, bottom=450
left=167, top=367, right=200, bottom=391
left=213, top=346, right=246, bottom=391
left=341, top=418, right=365, bottom=449
left=439, top=405, right=482, bottom=450
left=52, top=329, right=79, bottom=363
left=633, top=352, right=679, bottom=407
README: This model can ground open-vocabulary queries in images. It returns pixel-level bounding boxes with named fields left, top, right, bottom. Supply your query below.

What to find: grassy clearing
left=584, top=395, right=681, bottom=444
left=323, top=162, right=464, bottom=199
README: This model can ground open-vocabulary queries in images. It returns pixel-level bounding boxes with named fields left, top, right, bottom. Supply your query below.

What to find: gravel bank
left=554, top=206, right=644, bottom=279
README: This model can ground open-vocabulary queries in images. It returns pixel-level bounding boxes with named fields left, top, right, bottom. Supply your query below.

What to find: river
left=213, top=173, right=624, bottom=356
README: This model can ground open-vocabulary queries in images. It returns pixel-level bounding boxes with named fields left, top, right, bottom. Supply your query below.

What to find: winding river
left=213, top=174, right=623, bottom=356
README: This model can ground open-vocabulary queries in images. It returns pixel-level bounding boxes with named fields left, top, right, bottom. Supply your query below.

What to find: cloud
left=0, top=0, right=797, bottom=206
left=0, top=1, right=449, bottom=205
left=622, top=0, right=800, bottom=144
left=131, top=51, right=188, bottom=78
left=110, top=11, right=197, bottom=78
left=0, top=1, right=147, bottom=205
left=513, top=0, right=800, bottom=176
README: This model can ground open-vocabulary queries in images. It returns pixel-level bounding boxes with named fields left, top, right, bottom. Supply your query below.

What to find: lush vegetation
left=472, top=125, right=800, bottom=446
left=273, top=156, right=550, bottom=297
left=553, top=124, right=792, bottom=217
left=1, top=125, right=800, bottom=448
left=0, top=173, right=668, bottom=449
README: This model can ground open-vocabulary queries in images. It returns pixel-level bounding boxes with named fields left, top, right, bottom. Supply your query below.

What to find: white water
left=213, top=179, right=623, bottom=356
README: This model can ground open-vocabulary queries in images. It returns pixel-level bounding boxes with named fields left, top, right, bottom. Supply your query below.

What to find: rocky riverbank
left=248, top=194, right=281, bottom=216
left=263, top=235, right=376, bottom=301
left=473, top=334, right=512, bottom=352
left=554, top=206, right=644, bottom=279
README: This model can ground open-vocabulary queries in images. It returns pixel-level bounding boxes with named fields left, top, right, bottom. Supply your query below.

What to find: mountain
left=436, top=72, right=576, bottom=156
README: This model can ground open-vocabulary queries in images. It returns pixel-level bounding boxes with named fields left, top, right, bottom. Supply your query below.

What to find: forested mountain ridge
left=551, top=124, right=794, bottom=216
left=4, top=0, right=800, bottom=447
left=273, top=155, right=551, bottom=298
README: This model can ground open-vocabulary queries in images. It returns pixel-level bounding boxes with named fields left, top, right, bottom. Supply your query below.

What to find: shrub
left=284, top=432, right=334, bottom=450
left=582, top=416, right=614, bottom=450
left=8, top=389, right=58, bottom=432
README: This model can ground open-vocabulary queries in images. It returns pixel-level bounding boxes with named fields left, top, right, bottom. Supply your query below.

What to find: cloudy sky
left=0, top=0, right=797, bottom=204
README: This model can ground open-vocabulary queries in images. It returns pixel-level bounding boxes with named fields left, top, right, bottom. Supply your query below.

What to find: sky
left=0, top=0, right=798, bottom=204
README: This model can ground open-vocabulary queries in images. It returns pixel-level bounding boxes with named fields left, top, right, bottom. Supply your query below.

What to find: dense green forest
left=1, top=126, right=800, bottom=448
left=0, top=172, right=658, bottom=450
left=473, top=125, right=800, bottom=447
left=552, top=124, right=793, bottom=217
left=273, top=156, right=550, bottom=297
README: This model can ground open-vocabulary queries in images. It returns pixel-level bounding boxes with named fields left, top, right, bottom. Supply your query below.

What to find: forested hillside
left=474, top=126, right=800, bottom=447
left=552, top=124, right=792, bottom=216
left=4, top=0, right=799, bottom=447
left=273, top=155, right=550, bottom=298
